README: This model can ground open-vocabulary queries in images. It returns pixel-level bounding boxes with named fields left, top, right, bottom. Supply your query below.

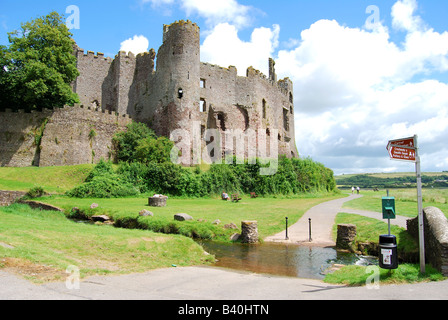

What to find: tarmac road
left=1, top=266, right=448, bottom=300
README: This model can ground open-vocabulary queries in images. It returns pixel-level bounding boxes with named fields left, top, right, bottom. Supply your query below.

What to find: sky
left=1, top=0, right=448, bottom=175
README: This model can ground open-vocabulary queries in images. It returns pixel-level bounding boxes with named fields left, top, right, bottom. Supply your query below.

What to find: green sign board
left=382, top=197, right=396, bottom=219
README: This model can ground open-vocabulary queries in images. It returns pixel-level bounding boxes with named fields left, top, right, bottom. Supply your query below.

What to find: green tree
left=113, top=122, right=156, bottom=162
left=135, top=136, right=174, bottom=164
left=0, top=11, right=79, bottom=111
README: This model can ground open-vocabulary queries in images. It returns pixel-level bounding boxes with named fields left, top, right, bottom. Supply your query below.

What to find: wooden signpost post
left=387, top=135, right=425, bottom=274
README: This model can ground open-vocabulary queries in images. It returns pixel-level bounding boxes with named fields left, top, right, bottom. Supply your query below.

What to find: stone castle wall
left=0, top=106, right=131, bottom=167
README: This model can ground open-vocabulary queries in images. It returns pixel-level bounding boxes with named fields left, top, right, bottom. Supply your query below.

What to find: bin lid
left=379, top=234, right=397, bottom=244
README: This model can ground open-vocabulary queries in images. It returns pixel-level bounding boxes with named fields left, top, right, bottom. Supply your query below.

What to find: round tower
left=155, top=20, right=201, bottom=136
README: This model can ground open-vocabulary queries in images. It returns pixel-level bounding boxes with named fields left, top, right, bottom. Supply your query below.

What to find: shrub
left=66, top=160, right=139, bottom=198
left=22, top=186, right=46, bottom=200
left=66, top=175, right=139, bottom=198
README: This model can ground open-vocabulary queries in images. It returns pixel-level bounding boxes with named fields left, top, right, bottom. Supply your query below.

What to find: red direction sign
left=388, top=146, right=416, bottom=162
left=387, top=136, right=417, bottom=162
left=386, top=137, right=415, bottom=150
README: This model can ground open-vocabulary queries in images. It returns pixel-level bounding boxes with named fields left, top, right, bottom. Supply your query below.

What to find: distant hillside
left=335, top=172, right=448, bottom=189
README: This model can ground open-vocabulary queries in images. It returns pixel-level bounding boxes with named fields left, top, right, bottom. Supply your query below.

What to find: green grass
left=0, top=165, right=95, bottom=193
left=0, top=204, right=214, bottom=283
left=343, top=189, right=448, bottom=218
left=324, top=264, right=445, bottom=286
left=38, top=192, right=346, bottom=241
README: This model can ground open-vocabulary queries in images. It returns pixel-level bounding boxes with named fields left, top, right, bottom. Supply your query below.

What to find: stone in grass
left=91, top=215, right=112, bottom=223
left=174, top=213, right=194, bottom=221
left=139, top=210, right=154, bottom=217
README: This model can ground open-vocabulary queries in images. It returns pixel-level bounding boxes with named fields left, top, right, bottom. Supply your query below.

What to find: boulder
left=91, top=215, right=111, bottom=222
left=224, top=223, right=238, bottom=230
left=174, top=213, right=194, bottom=221
left=139, top=210, right=154, bottom=217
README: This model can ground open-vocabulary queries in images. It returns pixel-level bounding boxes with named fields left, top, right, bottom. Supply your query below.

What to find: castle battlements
left=0, top=105, right=132, bottom=122
left=76, top=47, right=113, bottom=62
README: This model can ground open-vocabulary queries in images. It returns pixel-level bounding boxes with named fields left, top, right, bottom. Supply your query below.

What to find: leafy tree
left=0, top=11, right=79, bottom=111
left=113, top=122, right=156, bottom=162
left=135, top=136, right=174, bottom=164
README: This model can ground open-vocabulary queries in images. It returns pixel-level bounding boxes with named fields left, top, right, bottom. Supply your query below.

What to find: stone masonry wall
left=407, top=206, right=448, bottom=276
left=0, top=106, right=131, bottom=167
left=0, top=190, right=27, bottom=206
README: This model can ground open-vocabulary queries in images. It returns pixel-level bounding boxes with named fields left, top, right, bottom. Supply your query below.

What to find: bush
left=66, top=175, right=139, bottom=198
left=22, top=186, right=46, bottom=200
left=66, top=160, right=139, bottom=198
left=114, top=156, right=337, bottom=198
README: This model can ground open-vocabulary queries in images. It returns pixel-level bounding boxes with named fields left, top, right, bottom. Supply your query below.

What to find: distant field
left=336, top=172, right=446, bottom=179
left=335, top=172, right=448, bottom=189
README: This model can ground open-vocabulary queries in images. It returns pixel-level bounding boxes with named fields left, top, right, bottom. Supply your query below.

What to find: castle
left=0, top=20, right=297, bottom=168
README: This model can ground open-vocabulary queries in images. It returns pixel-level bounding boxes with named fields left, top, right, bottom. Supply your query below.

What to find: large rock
left=139, top=210, right=154, bottom=217
left=174, top=213, right=194, bottom=221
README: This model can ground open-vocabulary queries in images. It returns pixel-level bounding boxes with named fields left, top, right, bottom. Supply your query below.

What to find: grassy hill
left=335, top=172, right=448, bottom=189
left=0, top=165, right=95, bottom=193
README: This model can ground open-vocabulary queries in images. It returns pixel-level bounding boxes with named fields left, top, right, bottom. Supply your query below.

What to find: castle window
left=289, top=92, right=293, bottom=103
left=178, top=88, right=183, bottom=99
left=283, top=108, right=290, bottom=131
left=290, top=106, right=294, bottom=115
left=262, top=99, right=266, bottom=119
left=200, top=79, right=206, bottom=88
left=200, top=99, right=206, bottom=112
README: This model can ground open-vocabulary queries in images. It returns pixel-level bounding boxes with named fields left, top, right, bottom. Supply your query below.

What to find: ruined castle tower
left=148, top=20, right=201, bottom=138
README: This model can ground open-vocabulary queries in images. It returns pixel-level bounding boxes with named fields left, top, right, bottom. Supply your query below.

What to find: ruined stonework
left=0, top=106, right=131, bottom=167
left=73, top=20, right=298, bottom=160
left=0, top=20, right=298, bottom=168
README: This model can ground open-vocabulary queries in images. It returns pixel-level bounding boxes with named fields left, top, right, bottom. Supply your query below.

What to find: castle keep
left=0, top=20, right=297, bottom=167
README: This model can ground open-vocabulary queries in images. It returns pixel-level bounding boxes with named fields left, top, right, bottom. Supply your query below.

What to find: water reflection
left=199, top=241, right=377, bottom=280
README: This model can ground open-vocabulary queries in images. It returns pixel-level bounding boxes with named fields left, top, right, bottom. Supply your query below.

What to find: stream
left=198, top=241, right=378, bottom=280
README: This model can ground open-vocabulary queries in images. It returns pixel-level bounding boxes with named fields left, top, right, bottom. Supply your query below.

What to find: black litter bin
left=379, top=235, right=398, bottom=270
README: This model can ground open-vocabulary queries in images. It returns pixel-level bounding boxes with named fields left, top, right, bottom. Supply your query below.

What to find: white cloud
left=391, top=0, right=424, bottom=32
left=201, top=23, right=280, bottom=76
left=141, top=0, right=254, bottom=28
left=120, top=35, right=149, bottom=55
left=181, top=0, right=253, bottom=28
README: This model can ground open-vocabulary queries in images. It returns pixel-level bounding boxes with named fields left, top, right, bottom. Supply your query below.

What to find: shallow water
left=199, top=241, right=377, bottom=280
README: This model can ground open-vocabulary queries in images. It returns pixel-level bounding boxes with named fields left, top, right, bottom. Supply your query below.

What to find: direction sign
left=388, top=146, right=416, bottom=162
left=386, top=136, right=415, bottom=151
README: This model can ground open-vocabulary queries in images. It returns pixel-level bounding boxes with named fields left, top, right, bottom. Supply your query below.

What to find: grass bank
left=39, top=192, right=346, bottom=242
left=324, top=212, right=445, bottom=285
left=0, top=204, right=214, bottom=283
left=0, top=165, right=94, bottom=193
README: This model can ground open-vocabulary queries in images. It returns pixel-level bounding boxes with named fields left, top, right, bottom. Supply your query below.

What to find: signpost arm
left=415, top=135, right=425, bottom=274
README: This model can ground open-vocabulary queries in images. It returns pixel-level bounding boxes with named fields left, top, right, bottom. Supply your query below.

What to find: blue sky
left=1, top=0, right=448, bottom=175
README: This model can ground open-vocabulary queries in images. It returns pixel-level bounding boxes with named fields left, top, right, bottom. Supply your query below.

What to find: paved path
left=265, top=194, right=409, bottom=246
